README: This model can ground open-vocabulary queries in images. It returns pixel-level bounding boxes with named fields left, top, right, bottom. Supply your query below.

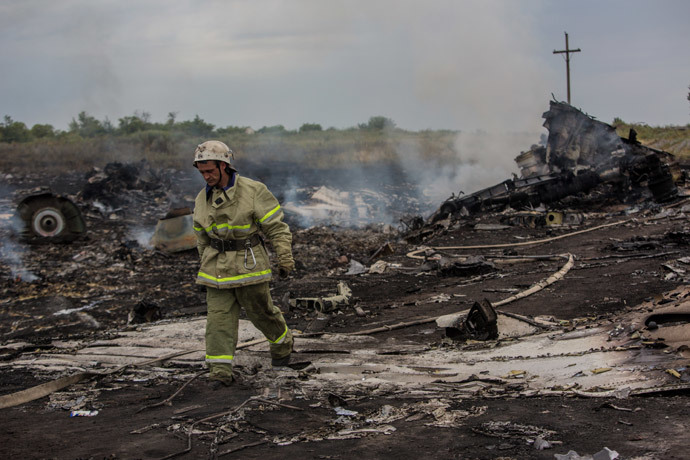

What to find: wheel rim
left=31, top=208, right=65, bottom=237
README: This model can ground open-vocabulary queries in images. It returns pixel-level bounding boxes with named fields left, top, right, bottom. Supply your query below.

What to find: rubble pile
left=79, top=161, right=185, bottom=222
left=431, top=101, right=679, bottom=225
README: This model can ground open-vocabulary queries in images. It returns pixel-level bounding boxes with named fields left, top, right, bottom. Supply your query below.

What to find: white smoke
left=0, top=181, right=39, bottom=282
left=0, top=216, right=39, bottom=283
left=128, top=226, right=154, bottom=249
left=394, top=130, right=540, bottom=216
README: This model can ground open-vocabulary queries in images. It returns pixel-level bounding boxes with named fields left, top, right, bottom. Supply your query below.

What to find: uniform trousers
left=205, top=282, right=293, bottom=379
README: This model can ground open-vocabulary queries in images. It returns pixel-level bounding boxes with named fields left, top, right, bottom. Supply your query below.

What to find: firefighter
left=192, top=140, right=294, bottom=388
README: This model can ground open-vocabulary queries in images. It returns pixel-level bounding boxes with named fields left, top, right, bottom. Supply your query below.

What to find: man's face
left=197, top=161, right=226, bottom=187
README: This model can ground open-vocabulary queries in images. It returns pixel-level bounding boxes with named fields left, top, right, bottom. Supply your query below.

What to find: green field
left=613, top=118, right=690, bottom=159
left=1, top=113, right=688, bottom=175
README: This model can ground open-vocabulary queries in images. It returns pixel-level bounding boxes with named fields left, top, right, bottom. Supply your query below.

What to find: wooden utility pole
left=553, top=32, right=581, bottom=104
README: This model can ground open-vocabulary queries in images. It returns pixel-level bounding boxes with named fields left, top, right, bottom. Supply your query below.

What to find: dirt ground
left=1, top=164, right=689, bottom=459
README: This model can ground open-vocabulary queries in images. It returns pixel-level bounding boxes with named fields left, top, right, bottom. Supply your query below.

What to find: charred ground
left=1, top=156, right=689, bottom=459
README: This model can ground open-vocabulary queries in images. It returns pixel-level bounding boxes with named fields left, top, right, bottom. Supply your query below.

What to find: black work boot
left=271, top=354, right=291, bottom=368
left=208, top=376, right=234, bottom=390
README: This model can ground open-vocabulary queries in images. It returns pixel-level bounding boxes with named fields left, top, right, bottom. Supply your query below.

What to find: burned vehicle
left=434, top=101, right=678, bottom=220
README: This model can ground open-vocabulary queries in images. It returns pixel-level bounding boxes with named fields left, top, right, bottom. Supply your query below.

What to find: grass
left=1, top=122, right=688, bottom=176
left=0, top=129, right=461, bottom=175
left=613, top=120, right=690, bottom=159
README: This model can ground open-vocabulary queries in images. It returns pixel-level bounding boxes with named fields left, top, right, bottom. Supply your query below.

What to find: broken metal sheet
left=304, top=325, right=663, bottom=391
left=150, top=208, right=197, bottom=253
left=303, top=294, right=689, bottom=393
left=4, top=290, right=689, bottom=402
left=0, top=318, right=261, bottom=372
left=629, top=301, right=690, bottom=351
left=515, top=148, right=550, bottom=178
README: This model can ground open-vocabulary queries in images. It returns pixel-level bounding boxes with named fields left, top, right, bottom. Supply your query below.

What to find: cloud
left=0, top=1, right=687, bottom=130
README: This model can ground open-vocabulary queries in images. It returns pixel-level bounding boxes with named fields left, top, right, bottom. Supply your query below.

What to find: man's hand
left=278, top=266, right=291, bottom=279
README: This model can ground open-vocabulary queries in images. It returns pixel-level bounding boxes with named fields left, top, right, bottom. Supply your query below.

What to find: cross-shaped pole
left=553, top=32, right=581, bottom=104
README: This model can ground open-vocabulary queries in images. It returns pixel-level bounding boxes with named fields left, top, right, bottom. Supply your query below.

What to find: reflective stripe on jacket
left=193, top=174, right=294, bottom=289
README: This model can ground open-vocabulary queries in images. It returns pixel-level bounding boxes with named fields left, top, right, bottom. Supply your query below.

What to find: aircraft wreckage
left=432, top=101, right=678, bottom=221
left=15, top=189, right=87, bottom=243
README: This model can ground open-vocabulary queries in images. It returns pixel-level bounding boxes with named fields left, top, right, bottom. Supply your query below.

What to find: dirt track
left=1, top=166, right=690, bottom=459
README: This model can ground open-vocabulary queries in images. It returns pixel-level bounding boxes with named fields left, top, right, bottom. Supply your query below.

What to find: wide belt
left=208, top=234, right=263, bottom=253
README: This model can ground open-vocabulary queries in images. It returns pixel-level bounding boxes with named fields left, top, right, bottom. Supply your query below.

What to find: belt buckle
left=212, top=238, right=226, bottom=253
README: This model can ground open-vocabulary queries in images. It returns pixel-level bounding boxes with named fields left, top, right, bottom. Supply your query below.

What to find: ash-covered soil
left=1, top=163, right=689, bottom=459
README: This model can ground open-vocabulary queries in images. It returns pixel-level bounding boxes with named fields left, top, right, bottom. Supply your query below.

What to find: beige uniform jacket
left=192, top=174, right=294, bottom=289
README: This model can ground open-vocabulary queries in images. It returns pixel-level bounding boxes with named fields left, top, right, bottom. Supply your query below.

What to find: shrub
left=0, top=116, right=31, bottom=143
left=358, top=116, right=396, bottom=131
left=217, top=125, right=252, bottom=136
left=68, top=111, right=109, bottom=138
left=175, top=115, right=215, bottom=138
left=30, top=124, right=56, bottom=139
left=299, top=123, right=322, bottom=132
left=258, top=125, right=289, bottom=134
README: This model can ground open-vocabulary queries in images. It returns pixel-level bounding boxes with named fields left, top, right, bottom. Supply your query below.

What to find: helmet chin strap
left=214, top=160, right=223, bottom=188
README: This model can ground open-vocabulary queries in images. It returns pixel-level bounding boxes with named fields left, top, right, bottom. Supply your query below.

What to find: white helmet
left=193, top=140, right=234, bottom=166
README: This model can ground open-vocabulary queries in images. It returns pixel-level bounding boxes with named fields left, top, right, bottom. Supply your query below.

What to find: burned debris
left=441, top=299, right=499, bottom=341
left=15, top=190, right=86, bottom=243
left=150, top=207, right=197, bottom=253
left=432, top=101, right=678, bottom=222
left=289, top=281, right=353, bottom=314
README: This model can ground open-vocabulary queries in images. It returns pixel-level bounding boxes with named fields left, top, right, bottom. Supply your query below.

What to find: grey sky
left=1, top=0, right=688, bottom=132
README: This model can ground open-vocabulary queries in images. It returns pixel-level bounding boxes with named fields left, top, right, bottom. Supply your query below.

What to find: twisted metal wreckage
left=432, top=100, right=678, bottom=221
left=2, top=101, right=690, bottom=457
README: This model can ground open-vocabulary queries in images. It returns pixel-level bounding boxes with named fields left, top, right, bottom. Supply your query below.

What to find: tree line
left=0, top=112, right=400, bottom=143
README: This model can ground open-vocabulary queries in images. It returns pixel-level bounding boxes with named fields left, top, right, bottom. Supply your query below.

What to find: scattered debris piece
left=666, top=369, right=681, bottom=379
left=533, top=435, right=552, bottom=450
left=438, top=256, right=497, bottom=278
left=128, top=298, right=163, bottom=325
left=554, top=447, right=619, bottom=460
left=367, top=241, right=394, bottom=263
left=591, top=368, right=612, bottom=375
left=368, top=260, right=389, bottom=274
left=150, top=207, right=197, bottom=252
left=69, top=410, right=99, bottom=417
left=289, top=282, right=352, bottom=313
left=345, top=259, right=366, bottom=275
left=443, top=299, right=498, bottom=341
left=334, top=407, right=358, bottom=416
left=472, top=420, right=557, bottom=443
